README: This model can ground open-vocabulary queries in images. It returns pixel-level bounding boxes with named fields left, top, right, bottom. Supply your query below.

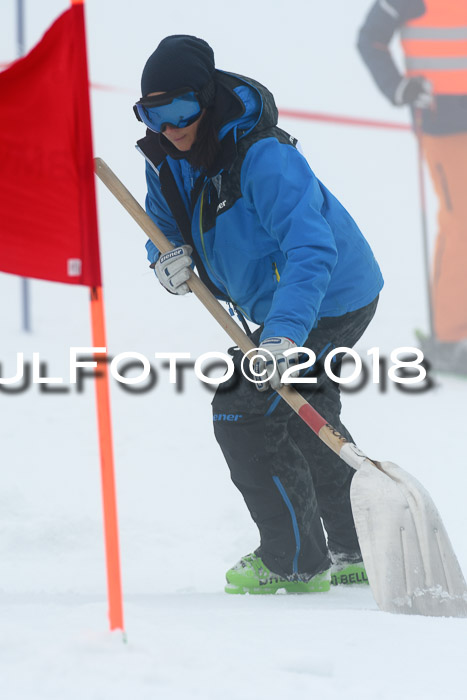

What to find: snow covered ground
left=1, top=1, right=466, bottom=698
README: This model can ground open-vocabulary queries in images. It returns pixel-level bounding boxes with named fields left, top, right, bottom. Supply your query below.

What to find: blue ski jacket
left=138, top=71, right=383, bottom=346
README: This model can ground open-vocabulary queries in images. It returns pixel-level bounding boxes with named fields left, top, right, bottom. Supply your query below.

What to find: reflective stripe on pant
left=212, top=297, right=378, bottom=578
left=422, top=131, right=467, bottom=342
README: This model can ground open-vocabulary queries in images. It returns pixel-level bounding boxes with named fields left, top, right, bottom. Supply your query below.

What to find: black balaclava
left=141, top=34, right=216, bottom=106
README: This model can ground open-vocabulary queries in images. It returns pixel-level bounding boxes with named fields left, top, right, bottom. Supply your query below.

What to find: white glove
left=253, top=337, right=300, bottom=392
left=154, top=245, right=193, bottom=295
left=394, top=76, right=433, bottom=109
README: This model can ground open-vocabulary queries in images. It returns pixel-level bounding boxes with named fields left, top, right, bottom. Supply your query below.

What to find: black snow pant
left=212, top=296, right=378, bottom=579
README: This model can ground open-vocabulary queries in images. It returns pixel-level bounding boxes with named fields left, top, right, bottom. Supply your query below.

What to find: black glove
left=393, top=76, right=433, bottom=109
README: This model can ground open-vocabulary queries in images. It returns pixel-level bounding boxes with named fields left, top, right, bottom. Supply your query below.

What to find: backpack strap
left=158, top=160, right=229, bottom=301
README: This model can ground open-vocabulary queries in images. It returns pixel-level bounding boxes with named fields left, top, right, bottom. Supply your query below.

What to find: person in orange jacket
left=358, top=0, right=467, bottom=374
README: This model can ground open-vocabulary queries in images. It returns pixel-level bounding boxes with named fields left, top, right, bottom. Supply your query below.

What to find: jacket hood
left=136, top=71, right=279, bottom=173
left=212, top=70, right=279, bottom=139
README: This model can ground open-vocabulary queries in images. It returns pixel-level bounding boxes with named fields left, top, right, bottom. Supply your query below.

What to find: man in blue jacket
left=135, top=35, right=383, bottom=593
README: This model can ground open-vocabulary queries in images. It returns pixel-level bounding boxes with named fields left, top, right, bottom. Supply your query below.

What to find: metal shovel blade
left=350, top=459, right=467, bottom=617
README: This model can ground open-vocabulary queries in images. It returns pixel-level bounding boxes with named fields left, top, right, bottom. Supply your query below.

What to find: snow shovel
left=94, top=157, right=467, bottom=618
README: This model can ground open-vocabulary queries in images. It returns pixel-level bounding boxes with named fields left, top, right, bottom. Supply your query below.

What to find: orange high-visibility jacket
left=401, top=0, right=467, bottom=94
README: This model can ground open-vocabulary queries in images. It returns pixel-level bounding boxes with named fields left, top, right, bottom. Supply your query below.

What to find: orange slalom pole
left=90, top=286, right=125, bottom=635
left=70, top=0, right=124, bottom=638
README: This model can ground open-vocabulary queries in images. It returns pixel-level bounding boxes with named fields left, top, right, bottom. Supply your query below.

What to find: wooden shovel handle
left=94, top=157, right=359, bottom=466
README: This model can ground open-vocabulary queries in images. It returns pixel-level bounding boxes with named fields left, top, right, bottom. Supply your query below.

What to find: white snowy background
left=0, top=1, right=466, bottom=698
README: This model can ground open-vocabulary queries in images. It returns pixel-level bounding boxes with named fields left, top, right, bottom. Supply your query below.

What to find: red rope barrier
left=278, top=107, right=411, bottom=132
left=90, top=81, right=134, bottom=94
left=1, top=59, right=411, bottom=132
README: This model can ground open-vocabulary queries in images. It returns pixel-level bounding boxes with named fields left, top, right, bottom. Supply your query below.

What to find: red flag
left=0, top=5, right=101, bottom=287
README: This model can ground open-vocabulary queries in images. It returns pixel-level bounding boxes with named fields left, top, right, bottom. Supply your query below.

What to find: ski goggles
left=133, top=88, right=202, bottom=133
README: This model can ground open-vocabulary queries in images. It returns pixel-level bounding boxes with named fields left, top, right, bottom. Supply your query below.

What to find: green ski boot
left=225, top=553, right=331, bottom=594
left=330, top=552, right=369, bottom=586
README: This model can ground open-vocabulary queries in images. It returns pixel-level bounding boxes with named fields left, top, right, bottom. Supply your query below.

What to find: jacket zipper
left=198, top=183, right=252, bottom=321
left=273, top=261, right=280, bottom=282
